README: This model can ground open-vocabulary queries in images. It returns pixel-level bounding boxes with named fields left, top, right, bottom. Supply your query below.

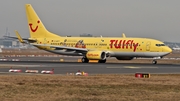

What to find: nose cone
left=164, top=47, right=172, bottom=53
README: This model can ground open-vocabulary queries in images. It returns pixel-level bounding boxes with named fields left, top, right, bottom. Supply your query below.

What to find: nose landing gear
left=152, top=60, right=157, bottom=64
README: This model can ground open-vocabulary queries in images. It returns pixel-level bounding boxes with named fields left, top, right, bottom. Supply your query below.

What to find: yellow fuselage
left=35, top=37, right=172, bottom=57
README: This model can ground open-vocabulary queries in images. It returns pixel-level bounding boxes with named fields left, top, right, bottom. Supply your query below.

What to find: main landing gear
left=98, top=59, right=106, bottom=63
left=81, top=57, right=89, bottom=63
left=152, top=60, right=157, bottom=64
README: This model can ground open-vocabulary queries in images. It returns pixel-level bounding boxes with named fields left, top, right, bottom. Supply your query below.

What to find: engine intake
left=86, top=51, right=106, bottom=60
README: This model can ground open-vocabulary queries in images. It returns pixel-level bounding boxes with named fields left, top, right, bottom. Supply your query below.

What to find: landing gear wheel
left=98, top=59, right=106, bottom=63
left=152, top=60, right=157, bottom=64
left=81, top=57, right=89, bottom=63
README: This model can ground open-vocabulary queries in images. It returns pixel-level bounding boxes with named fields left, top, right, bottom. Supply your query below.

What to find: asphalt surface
left=1, top=56, right=80, bottom=61
left=0, top=59, right=180, bottom=75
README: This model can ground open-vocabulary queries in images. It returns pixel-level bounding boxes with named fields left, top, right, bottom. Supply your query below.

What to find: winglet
left=122, top=33, right=126, bottom=38
left=15, top=30, right=25, bottom=43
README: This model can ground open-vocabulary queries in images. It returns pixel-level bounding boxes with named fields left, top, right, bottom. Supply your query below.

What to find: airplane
left=12, top=4, right=172, bottom=64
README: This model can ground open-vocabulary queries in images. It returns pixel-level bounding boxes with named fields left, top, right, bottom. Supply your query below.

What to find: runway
left=1, top=60, right=180, bottom=75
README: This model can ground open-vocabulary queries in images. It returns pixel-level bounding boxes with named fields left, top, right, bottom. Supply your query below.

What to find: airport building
left=0, top=37, right=37, bottom=49
left=0, top=37, right=20, bottom=48
left=0, top=28, right=23, bottom=48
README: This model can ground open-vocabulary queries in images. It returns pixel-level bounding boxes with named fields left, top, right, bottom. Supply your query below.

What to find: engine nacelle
left=116, top=57, right=134, bottom=60
left=86, top=51, right=106, bottom=60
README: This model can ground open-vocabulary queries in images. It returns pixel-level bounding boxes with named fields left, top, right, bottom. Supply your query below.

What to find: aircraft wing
left=30, top=43, right=88, bottom=52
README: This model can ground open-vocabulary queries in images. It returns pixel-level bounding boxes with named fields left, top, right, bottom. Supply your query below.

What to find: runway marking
left=0, top=64, right=44, bottom=68
left=124, top=66, right=140, bottom=69
left=106, top=67, right=123, bottom=68
left=64, top=65, right=94, bottom=67
left=137, top=66, right=158, bottom=68
left=106, top=66, right=158, bottom=69
left=21, top=65, right=43, bottom=67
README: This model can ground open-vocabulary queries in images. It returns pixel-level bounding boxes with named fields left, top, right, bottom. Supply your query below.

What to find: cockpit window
left=156, top=44, right=165, bottom=47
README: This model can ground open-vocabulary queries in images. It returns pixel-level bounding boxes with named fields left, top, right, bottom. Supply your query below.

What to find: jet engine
left=86, top=51, right=106, bottom=60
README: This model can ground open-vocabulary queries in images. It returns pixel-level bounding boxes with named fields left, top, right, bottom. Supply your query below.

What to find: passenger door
left=146, top=41, right=151, bottom=51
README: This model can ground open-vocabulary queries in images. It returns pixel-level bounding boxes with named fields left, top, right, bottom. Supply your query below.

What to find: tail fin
left=25, top=4, right=60, bottom=38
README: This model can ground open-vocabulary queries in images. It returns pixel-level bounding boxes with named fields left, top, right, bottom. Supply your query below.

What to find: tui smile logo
left=29, top=20, right=40, bottom=32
